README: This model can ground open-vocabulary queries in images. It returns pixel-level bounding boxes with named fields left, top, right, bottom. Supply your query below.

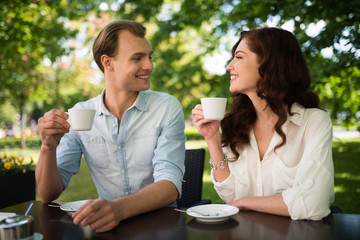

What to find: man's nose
left=143, top=58, right=153, bottom=71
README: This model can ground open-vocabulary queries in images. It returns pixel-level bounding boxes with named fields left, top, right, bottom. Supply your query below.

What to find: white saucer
left=186, top=204, right=239, bottom=223
left=21, top=232, right=43, bottom=240
left=33, top=232, right=43, bottom=240
left=60, top=200, right=88, bottom=213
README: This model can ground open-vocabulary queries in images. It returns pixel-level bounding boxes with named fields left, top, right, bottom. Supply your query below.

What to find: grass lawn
left=2, top=138, right=359, bottom=213
left=332, top=138, right=360, bottom=213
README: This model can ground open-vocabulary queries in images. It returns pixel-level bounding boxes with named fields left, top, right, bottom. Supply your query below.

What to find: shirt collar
left=97, top=88, right=149, bottom=116
left=131, top=90, right=149, bottom=112
left=288, top=102, right=305, bottom=126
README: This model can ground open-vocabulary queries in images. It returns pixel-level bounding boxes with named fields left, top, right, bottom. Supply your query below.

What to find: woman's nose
left=226, top=59, right=234, bottom=71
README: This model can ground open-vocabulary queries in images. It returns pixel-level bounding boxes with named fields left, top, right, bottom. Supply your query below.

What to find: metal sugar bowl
left=0, top=214, right=34, bottom=239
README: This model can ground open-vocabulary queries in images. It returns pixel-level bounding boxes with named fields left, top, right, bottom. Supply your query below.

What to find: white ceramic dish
left=60, top=200, right=88, bottom=213
left=186, top=204, right=239, bottom=223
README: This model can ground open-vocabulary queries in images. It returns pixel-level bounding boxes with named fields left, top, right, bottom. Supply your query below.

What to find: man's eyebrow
left=131, top=51, right=153, bottom=57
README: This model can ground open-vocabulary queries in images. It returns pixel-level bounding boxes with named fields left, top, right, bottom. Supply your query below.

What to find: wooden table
left=1, top=201, right=360, bottom=240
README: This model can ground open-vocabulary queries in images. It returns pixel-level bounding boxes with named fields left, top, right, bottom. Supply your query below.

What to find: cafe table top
left=1, top=201, right=360, bottom=240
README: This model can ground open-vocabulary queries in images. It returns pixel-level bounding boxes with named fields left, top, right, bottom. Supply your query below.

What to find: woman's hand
left=191, top=104, right=220, bottom=141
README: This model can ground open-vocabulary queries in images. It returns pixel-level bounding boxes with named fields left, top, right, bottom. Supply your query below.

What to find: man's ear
left=101, top=54, right=113, bottom=71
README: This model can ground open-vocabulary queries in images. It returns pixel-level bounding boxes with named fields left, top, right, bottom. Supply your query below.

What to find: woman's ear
left=101, top=54, right=113, bottom=71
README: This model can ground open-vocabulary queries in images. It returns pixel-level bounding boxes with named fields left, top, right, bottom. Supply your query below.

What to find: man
left=36, top=20, right=186, bottom=232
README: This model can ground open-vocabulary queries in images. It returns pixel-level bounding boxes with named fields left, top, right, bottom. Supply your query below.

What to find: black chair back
left=176, top=149, right=211, bottom=208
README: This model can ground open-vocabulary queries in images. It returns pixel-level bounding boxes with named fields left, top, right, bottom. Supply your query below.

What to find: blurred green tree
left=215, top=0, right=360, bottom=126
left=106, top=0, right=359, bottom=123
left=0, top=0, right=99, bottom=147
left=1, top=0, right=359, bottom=137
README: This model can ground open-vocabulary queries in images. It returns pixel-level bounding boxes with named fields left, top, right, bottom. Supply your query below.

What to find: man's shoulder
left=142, top=90, right=179, bottom=104
left=143, top=89, right=175, bottom=99
left=141, top=90, right=182, bottom=115
left=72, top=94, right=101, bottom=109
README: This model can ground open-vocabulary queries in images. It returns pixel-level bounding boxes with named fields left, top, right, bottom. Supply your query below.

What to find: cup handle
left=65, top=112, right=71, bottom=126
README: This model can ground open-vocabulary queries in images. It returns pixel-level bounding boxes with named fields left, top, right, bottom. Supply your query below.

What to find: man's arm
left=36, top=145, right=64, bottom=203
left=72, top=180, right=177, bottom=232
left=36, top=109, right=69, bottom=203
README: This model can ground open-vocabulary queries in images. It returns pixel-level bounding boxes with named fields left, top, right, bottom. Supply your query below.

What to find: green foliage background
left=1, top=0, right=359, bottom=126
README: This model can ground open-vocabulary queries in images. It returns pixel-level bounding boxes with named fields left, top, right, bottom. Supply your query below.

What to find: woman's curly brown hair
left=221, top=28, right=320, bottom=160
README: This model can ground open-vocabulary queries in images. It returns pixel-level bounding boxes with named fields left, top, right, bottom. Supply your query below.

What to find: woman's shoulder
left=292, top=103, right=331, bottom=125
left=304, top=107, right=331, bottom=124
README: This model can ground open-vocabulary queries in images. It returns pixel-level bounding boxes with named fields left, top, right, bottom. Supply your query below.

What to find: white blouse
left=211, top=103, right=334, bottom=220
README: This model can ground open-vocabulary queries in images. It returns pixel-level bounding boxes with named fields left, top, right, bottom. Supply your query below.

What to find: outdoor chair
left=330, top=206, right=344, bottom=213
left=176, top=148, right=211, bottom=208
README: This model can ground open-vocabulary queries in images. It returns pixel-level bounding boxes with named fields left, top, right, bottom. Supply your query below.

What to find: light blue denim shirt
left=56, top=89, right=186, bottom=201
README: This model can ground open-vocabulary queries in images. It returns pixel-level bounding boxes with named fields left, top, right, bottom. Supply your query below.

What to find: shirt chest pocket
left=132, top=128, right=160, bottom=167
left=272, top=155, right=299, bottom=193
left=79, top=134, right=108, bottom=169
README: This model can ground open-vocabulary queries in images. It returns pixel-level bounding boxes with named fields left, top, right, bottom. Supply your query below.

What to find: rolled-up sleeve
left=282, top=111, right=334, bottom=220
left=211, top=170, right=237, bottom=202
left=152, top=97, right=186, bottom=197
left=211, top=148, right=252, bottom=203
left=56, top=132, right=83, bottom=189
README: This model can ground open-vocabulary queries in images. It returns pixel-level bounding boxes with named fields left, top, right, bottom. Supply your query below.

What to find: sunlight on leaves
left=334, top=185, right=346, bottom=193
left=335, top=173, right=360, bottom=180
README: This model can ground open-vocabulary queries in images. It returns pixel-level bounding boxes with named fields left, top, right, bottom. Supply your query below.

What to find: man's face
left=108, top=30, right=153, bottom=92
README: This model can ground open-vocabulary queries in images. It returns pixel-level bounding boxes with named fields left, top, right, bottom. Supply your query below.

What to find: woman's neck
left=248, top=94, right=277, bottom=123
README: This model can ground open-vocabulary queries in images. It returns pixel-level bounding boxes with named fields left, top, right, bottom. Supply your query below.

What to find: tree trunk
left=55, top=67, right=63, bottom=111
left=20, top=105, right=26, bottom=149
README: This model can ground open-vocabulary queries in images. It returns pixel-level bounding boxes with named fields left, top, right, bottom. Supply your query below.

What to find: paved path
left=333, top=130, right=360, bottom=139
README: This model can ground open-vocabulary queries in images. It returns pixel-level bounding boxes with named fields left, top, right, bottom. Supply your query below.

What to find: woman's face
left=226, top=39, right=260, bottom=95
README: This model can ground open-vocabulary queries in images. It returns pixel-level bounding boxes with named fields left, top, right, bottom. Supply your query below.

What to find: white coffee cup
left=67, top=108, right=96, bottom=131
left=201, top=97, right=227, bottom=120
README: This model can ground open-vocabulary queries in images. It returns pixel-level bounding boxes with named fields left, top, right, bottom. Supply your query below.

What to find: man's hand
left=38, top=109, right=70, bottom=150
left=72, top=199, right=122, bottom=233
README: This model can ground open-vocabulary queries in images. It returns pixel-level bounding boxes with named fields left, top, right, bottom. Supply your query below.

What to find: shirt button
left=145, top=131, right=149, bottom=136
left=122, top=170, right=125, bottom=174
left=113, top=124, right=116, bottom=128
left=90, top=137, right=94, bottom=141
left=118, top=146, right=121, bottom=150
left=126, top=192, right=129, bottom=195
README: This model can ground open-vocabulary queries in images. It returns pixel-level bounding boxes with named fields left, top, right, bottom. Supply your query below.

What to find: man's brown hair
left=93, top=20, right=146, bottom=73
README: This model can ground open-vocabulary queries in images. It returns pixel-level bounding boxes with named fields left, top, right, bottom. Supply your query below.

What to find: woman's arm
left=192, top=104, right=230, bottom=182
left=228, top=194, right=290, bottom=216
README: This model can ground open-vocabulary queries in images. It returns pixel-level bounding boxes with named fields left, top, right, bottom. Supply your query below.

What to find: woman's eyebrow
left=235, top=50, right=246, bottom=55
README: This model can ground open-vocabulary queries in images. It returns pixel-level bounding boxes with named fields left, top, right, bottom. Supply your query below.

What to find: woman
left=192, top=28, right=334, bottom=220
